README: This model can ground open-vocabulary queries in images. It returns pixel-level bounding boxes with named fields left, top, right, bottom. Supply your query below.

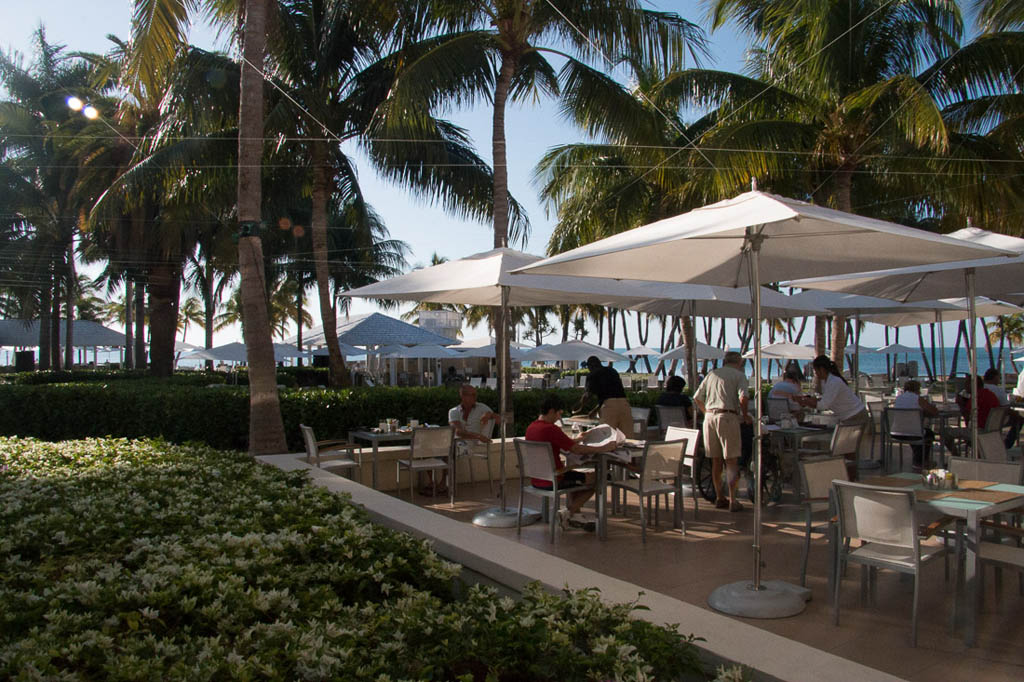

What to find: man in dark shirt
left=575, top=355, right=633, bottom=437
left=655, top=375, right=694, bottom=425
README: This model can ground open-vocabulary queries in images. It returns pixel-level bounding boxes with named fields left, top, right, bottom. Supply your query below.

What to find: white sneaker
left=567, top=513, right=596, bottom=532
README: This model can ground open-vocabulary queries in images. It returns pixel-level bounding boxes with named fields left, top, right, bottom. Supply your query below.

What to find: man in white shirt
left=443, top=384, right=497, bottom=495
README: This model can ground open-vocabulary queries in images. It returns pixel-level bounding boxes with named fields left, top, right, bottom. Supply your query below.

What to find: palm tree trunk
left=237, top=0, right=287, bottom=455
left=311, top=141, right=348, bottom=387
left=950, top=321, right=966, bottom=377
left=681, top=315, right=697, bottom=389
left=51, top=276, right=61, bottom=369
left=125, top=279, right=134, bottom=369
left=296, top=284, right=304, bottom=367
left=917, top=325, right=933, bottom=381
left=982, top=317, right=995, bottom=369
left=203, top=263, right=214, bottom=371
left=134, top=282, right=146, bottom=368
left=64, top=237, right=75, bottom=369
left=148, top=259, right=180, bottom=378
left=814, top=316, right=827, bottom=357
left=39, top=276, right=52, bottom=371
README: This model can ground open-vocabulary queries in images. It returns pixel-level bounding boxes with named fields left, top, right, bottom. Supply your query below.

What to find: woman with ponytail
left=795, top=355, right=868, bottom=427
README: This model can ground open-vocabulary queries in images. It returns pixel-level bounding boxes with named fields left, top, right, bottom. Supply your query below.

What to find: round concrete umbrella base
left=708, top=580, right=810, bottom=619
left=472, top=507, right=541, bottom=528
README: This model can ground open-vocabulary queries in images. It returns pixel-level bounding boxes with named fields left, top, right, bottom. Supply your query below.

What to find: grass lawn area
left=0, top=437, right=710, bottom=681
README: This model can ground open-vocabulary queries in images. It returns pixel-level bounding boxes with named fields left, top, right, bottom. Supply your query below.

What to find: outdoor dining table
left=581, top=439, right=646, bottom=540
left=853, top=473, right=1024, bottom=646
left=350, top=428, right=415, bottom=489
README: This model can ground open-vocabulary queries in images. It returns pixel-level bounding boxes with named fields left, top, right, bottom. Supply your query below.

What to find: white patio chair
left=884, top=407, right=929, bottom=472
left=630, top=406, right=653, bottom=440
left=485, top=377, right=497, bottom=390
left=796, top=456, right=848, bottom=587
left=766, top=397, right=791, bottom=422
left=831, top=480, right=947, bottom=647
left=797, top=423, right=866, bottom=481
left=608, top=439, right=688, bottom=542
left=654, top=404, right=688, bottom=438
left=514, top=438, right=594, bottom=543
left=665, top=425, right=702, bottom=521
left=396, top=426, right=454, bottom=506
left=946, top=456, right=1023, bottom=485
left=976, top=430, right=1009, bottom=462
left=454, top=417, right=497, bottom=495
left=646, top=375, right=659, bottom=390
left=299, top=424, right=361, bottom=480
left=469, top=377, right=483, bottom=388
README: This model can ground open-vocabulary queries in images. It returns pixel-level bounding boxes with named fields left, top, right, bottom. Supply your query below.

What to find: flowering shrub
left=0, top=437, right=706, bottom=680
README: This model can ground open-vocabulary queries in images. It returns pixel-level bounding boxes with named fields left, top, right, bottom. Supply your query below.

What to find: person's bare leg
left=726, top=458, right=740, bottom=504
left=712, top=457, right=725, bottom=500
left=568, top=489, right=595, bottom=515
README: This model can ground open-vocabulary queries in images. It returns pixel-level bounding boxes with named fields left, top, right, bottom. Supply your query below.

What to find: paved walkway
left=410, top=476, right=1024, bottom=682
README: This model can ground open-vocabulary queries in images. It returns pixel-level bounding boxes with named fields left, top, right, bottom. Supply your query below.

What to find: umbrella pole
left=967, top=270, right=979, bottom=458
left=473, top=285, right=540, bottom=528
left=854, top=314, right=861, bottom=396
left=708, top=227, right=807, bottom=619
left=938, top=312, right=947, bottom=403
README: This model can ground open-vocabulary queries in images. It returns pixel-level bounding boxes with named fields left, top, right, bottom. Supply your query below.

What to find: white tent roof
left=309, top=341, right=364, bottom=356
left=788, top=227, right=1024, bottom=301
left=514, top=191, right=1012, bottom=286
left=658, top=342, right=726, bottom=362
left=523, top=340, right=627, bottom=363
left=862, top=297, right=1023, bottom=327
left=0, top=319, right=126, bottom=348
left=174, top=340, right=200, bottom=352
left=450, top=335, right=529, bottom=350
left=293, top=313, right=456, bottom=348
left=742, top=342, right=817, bottom=360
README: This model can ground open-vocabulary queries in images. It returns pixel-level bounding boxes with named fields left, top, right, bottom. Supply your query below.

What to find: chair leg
left=801, top=509, right=812, bottom=587
left=833, top=556, right=843, bottom=626
left=860, top=565, right=869, bottom=606
left=485, top=450, right=495, bottom=498
left=516, top=484, right=524, bottom=536
left=911, top=572, right=920, bottom=647
left=549, top=494, right=557, bottom=543
left=639, top=492, right=647, bottom=544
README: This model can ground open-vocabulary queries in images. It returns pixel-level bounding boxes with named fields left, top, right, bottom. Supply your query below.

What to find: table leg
left=964, top=510, right=980, bottom=647
left=597, top=455, right=608, bottom=541
left=371, top=442, right=380, bottom=490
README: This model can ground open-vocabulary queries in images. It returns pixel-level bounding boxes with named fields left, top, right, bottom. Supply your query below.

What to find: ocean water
left=609, top=347, right=1023, bottom=379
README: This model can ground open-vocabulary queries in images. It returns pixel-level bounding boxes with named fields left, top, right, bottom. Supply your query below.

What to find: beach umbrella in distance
left=455, top=344, right=531, bottom=360
left=310, top=341, right=364, bottom=357
left=742, top=342, right=817, bottom=360
left=380, top=344, right=461, bottom=359
left=658, top=341, right=726, bottom=363
left=513, top=189, right=1010, bottom=619
left=522, top=340, right=627, bottom=363
left=624, top=345, right=660, bottom=356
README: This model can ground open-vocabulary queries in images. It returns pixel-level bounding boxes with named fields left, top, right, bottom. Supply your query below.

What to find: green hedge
left=0, top=436, right=707, bottom=679
left=0, top=383, right=618, bottom=450
left=0, top=369, right=227, bottom=386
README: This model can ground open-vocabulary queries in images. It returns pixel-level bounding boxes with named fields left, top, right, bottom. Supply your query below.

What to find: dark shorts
left=532, top=470, right=587, bottom=490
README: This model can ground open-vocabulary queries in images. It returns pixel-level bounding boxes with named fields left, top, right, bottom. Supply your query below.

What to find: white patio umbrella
left=791, top=225, right=1023, bottom=461
left=624, top=345, right=660, bottom=356
left=657, top=341, right=726, bottom=362
left=522, top=340, right=627, bottom=363
left=183, top=342, right=306, bottom=363
left=309, top=342, right=364, bottom=357
left=513, top=189, right=1010, bottom=619
left=380, top=344, right=461, bottom=359
left=455, top=344, right=531, bottom=360
left=742, top=342, right=817, bottom=360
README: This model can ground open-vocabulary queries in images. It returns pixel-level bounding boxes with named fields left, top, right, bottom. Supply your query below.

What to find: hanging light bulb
left=66, top=96, right=84, bottom=111
left=82, top=105, right=99, bottom=120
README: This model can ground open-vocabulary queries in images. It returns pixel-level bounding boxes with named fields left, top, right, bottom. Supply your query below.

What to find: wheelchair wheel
left=746, top=456, right=783, bottom=504
left=697, top=455, right=718, bottom=502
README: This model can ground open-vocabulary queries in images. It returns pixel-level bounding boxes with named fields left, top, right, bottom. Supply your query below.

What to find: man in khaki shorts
left=693, top=351, right=751, bottom=511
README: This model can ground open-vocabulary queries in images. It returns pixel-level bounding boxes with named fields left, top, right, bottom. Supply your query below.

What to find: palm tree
left=177, top=296, right=205, bottom=343
left=988, top=313, right=1024, bottom=372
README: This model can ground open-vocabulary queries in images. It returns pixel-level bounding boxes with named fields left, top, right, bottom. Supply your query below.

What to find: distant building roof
left=0, top=320, right=126, bottom=348
left=291, top=313, right=456, bottom=347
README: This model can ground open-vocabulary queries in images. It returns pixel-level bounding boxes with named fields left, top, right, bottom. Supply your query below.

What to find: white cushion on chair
left=399, top=457, right=449, bottom=471
left=848, top=542, right=945, bottom=570
left=979, top=541, right=1024, bottom=568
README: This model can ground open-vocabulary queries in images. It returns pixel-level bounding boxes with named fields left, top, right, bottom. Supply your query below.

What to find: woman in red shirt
left=524, top=394, right=618, bottom=531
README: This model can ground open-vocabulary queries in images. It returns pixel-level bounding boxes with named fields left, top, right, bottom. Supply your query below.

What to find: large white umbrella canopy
left=451, top=335, right=529, bottom=350
left=658, top=341, right=726, bottom=362
left=863, top=297, right=1023, bottom=327
left=513, top=189, right=1009, bottom=615
left=514, top=192, right=1011, bottom=284
left=788, top=227, right=1024, bottom=302
left=628, top=285, right=826, bottom=319
left=310, top=342, right=364, bottom=357
left=786, top=290, right=963, bottom=315
left=294, top=313, right=456, bottom=348
left=523, top=340, right=627, bottom=363
left=742, top=342, right=817, bottom=360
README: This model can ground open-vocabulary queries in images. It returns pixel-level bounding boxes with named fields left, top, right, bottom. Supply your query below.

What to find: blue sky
left=5, top=1, right=970, bottom=350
